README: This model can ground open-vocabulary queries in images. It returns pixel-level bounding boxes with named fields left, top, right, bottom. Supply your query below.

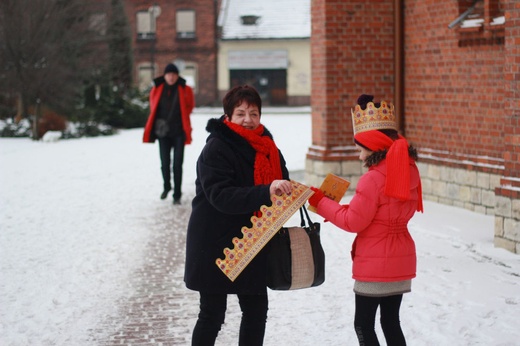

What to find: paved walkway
left=88, top=195, right=198, bottom=346
left=88, top=171, right=306, bottom=345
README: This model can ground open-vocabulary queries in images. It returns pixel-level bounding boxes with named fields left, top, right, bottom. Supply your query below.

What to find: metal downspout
left=394, top=0, right=405, bottom=134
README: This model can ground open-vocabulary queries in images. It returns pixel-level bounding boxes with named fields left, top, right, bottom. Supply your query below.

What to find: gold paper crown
left=215, top=180, right=313, bottom=282
left=351, top=101, right=397, bottom=135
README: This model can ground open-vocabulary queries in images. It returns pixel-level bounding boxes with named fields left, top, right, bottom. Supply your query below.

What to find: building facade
left=217, top=0, right=311, bottom=106
left=123, top=0, right=218, bottom=106
left=307, top=0, right=520, bottom=253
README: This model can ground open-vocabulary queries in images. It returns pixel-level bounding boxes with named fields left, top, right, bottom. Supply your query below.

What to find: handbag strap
left=299, top=205, right=314, bottom=228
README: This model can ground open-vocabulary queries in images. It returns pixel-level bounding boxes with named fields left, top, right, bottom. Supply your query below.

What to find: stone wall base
left=494, top=194, right=520, bottom=254
left=417, top=162, right=501, bottom=215
left=305, top=157, right=365, bottom=192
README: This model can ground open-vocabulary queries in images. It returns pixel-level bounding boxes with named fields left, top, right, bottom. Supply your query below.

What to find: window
left=170, top=60, right=198, bottom=93
left=176, top=10, right=195, bottom=39
left=241, top=15, right=260, bottom=25
left=450, top=0, right=505, bottom=46
left=137, top=11, right=155, bottom=40
left=182, top=63, right=198, bottom=93
left=137, top=63, right=156, bottom=91
left=89, top=13, right=107, bottom=36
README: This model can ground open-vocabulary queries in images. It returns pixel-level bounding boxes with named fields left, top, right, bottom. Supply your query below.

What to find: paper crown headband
left=351, top=101, right=397, bottom=135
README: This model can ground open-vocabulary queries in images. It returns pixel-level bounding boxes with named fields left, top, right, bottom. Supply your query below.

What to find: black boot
left=160, top=187, right=171, bottom=200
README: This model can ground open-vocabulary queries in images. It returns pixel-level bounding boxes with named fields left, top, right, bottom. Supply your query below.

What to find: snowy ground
left=1, top=108, right=519, bottom=346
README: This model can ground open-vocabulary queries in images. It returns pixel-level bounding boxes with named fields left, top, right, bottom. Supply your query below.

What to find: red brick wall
left=309, top=0, right=519, bottom=253
left=124, top=0, right=217, bottom=105
left=310, top=0, right=517, bottom=166
left=497, top=0, right=520, bottom=198
left=404, top=0, right=506, bottom=162
left=309, top=0, right=396, bottom=160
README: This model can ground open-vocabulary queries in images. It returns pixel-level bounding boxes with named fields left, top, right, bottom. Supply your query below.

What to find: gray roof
left=218, top=0, right=310, bottom=40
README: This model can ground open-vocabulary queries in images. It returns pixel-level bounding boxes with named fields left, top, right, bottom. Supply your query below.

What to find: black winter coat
left=184, top=117, right=290, bottom=294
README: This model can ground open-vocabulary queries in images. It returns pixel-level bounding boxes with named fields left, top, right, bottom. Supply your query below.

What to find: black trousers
left=158, top=134, right=185, bottom=200
left=191, top=292, right=268, bottom=346
left=354, top=294, right=406, bottom=346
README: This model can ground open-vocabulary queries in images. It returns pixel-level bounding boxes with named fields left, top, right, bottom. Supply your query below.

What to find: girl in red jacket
left=308, top=94, right=423, bottom=346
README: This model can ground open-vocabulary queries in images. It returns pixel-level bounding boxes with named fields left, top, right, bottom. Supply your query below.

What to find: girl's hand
left=270, top=179, right=293, bottom=196
left=308, top=187, right=325, bottom=208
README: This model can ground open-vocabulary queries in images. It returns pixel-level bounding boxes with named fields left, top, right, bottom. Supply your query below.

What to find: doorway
left=230, top=69, right=287, bottom=105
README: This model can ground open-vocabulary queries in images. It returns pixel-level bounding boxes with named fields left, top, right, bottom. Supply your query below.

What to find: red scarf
left=224, top=118, right=283, bottom=185
left=355, top=131, right=423, bottom=212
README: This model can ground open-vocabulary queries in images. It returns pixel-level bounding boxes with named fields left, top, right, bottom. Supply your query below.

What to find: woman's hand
left=270, top=179, right=293, bottom=196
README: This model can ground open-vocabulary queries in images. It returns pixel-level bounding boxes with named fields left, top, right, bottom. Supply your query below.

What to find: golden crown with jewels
left=351, top=101, right=397, bottom=135
left=215, top=180, right=314, bottom=282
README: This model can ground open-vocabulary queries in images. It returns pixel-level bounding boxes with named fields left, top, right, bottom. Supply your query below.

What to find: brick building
left=123, top=0, right=218, bottom=106
left=306, top=0, right=520, bottom=253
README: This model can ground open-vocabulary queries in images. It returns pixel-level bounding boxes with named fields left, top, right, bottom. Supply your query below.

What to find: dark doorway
left=230, top=69, right=287, bottom=105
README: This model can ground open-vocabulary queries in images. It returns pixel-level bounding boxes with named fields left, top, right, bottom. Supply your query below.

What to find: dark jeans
left=354, top=294, right=406, bottom=346
left=158, top=134, right=185, bottom=200
left=191, top=292, right=268, bottom=346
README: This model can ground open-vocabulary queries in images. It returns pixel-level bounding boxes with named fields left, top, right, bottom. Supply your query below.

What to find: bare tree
left=108, top=0, right=133, bottom=93
left=0, top=0, right=108, bottom=136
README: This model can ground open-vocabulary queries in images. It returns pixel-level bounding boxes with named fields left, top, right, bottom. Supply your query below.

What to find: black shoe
left=160, top=188, right=171, bottom=200
left=173, top=198, right=181, bottom=205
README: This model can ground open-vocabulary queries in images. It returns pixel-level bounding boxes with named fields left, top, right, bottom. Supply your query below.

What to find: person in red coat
left=143, top=63, right=195, bottom=204
left=308, top=94, right=423, bottom=346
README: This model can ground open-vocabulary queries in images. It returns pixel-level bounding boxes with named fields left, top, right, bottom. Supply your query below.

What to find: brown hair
left=222, top=85, right=262, bottom=119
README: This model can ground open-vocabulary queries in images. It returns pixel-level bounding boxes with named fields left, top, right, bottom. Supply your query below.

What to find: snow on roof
left=218, top=0, right=310, bottom=40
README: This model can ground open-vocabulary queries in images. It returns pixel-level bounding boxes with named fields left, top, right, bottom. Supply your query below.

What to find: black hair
left=357, top=94, right=380, bottom=110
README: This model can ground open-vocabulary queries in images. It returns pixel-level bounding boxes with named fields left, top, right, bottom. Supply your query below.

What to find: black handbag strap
left=299, top=205, right=314, bottom=228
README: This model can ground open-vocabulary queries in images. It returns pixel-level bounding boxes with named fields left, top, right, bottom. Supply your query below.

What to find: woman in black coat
left=184, top=85, right=292, bottom=346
